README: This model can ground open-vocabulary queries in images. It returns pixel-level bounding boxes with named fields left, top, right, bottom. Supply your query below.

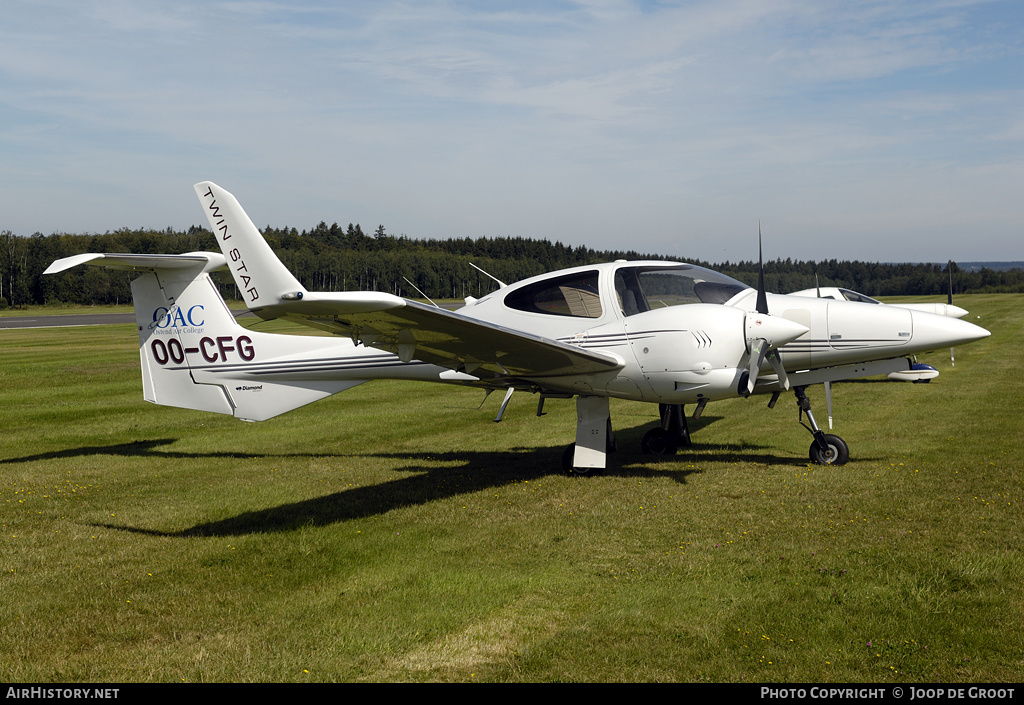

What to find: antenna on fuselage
left=756, top=222, right=768, bottom=315
left=469, top=262, right=507, bottom=289
left=402, top=276, right=439, bottom=308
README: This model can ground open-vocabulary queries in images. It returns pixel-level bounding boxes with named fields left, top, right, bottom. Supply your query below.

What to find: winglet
left=193, top=182, right=305, bottom=306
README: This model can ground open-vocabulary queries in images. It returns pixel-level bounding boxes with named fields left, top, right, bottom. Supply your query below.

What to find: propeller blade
left=746, top=338, right=769, bottom=395
left=756, top=223, right=768, bottom=315
left=742, top=225, right=805, bottom=396
left=766, top=349, right=790, bottom=391
left=948, top=260, right=955, bottom=365
left=948, top=260, right=954, bottom=306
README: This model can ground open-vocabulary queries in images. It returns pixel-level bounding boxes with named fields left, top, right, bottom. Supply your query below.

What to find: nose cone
left=911, top=310, right=990, bottom=351
left=747, top=313, right=809, bottom=347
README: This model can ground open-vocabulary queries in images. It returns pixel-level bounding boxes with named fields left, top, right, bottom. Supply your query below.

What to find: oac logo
left=151, top=305, right=205, bottom=330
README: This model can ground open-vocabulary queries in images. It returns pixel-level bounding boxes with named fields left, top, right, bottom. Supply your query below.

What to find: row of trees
left=2, top=225, right=1022, bottom=309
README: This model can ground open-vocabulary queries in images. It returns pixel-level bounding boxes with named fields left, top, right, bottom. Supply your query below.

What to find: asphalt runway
left=1, top=302, right=460, bottom=330
left=0, top=311, right=253, bottom=330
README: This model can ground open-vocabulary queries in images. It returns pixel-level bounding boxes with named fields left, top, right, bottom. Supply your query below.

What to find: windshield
left=839, top=288, right=881, bottom=304
left=614, top=264, right=750, bottom=315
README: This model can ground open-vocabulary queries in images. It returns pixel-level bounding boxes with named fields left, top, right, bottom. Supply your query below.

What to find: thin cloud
left=0, top=0, right=1019, bottom=263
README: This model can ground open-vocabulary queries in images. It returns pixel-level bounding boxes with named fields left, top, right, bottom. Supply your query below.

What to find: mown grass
left=1, top=294, right=1021, bottom=682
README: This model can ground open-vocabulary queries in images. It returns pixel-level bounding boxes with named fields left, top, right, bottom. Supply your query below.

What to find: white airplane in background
left=789, top=286, right=969, bottom=319
left=790, top=277, right=969, bottom=383
left=44, top=182, right=990, bottom=475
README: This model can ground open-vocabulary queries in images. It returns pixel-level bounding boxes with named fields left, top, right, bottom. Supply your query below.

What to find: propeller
left=948, top=261, right=954, bottom=307
left=948, top=260, right=955, bottom=367
left=743, top=225, right=801, bottom=395
left=756, top=223, right=768, bottom=316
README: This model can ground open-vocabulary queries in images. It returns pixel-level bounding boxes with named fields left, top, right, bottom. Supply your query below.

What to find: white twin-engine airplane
left=44, top=182, right=990, bottom=475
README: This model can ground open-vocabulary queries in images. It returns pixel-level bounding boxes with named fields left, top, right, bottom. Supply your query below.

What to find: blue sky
left=1, top=0, right=1021, bottom=264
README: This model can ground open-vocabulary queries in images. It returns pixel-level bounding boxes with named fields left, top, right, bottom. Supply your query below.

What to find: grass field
left=1, top=294, right=1021, bottom=682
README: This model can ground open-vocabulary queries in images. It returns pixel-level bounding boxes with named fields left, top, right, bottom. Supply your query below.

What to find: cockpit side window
left=614, top=265, right=750, bottom=315
left=504, top=271, right=603, bottom=318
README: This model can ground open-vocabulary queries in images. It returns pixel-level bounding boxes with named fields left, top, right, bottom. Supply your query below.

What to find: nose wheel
left=808, top=433, right=849, bottom=465
left=795, top=386, right=849, bottom=466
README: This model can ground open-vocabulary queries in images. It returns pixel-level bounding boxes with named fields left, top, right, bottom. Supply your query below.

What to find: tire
left=641, top=428, right=678, bottom=456
left=561, top=443, right=601, bottom=477
left=809, top=434, right=850, bottom=465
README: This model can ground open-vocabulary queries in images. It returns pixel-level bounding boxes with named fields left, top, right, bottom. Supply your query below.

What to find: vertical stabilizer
left=193, top=181, right=305, bottom=306
left=47, top=251, right=376, bottom=421
left=133, top=270, right=238, bottom=415
left=133, top=269, right=368, bottom=420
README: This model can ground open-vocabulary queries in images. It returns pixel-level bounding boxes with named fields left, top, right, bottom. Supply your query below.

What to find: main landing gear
left=641, top=403, right=694, bottom=456
left=561, top=399, right=694, bottom=476
left=560, top=387, right=850, bottom=476
left=792, top=385, right=849, bottom=465
left=561, top=396, right=614, bottom=477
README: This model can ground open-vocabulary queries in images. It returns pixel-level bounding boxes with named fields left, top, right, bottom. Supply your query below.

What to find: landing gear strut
left=562, top=396, right=614, bottom=477
left=642, top=403, right=692, bottom=456
left=794, top=386, right=849, bottom=465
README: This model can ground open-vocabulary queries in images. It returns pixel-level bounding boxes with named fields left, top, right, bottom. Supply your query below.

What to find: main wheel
left=561, top=443, right=602, bottom=477
left=641, top=428, right=678, bottom=456
left=809, top=434, right=849, bottom=465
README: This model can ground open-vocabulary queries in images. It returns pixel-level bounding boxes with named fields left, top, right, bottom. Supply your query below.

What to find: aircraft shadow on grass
left=1, top=413, right=723, bottom=466
left=0, top=438, right=248, bottom=465
left=70, top=416, right=832, bottom=539
left=97, top=449, right=707, bottom=539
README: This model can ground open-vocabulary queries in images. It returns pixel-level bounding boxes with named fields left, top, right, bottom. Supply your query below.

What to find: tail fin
left=47, top=252, right=368, bottom=421
left=193, top=181, right=306, bottom=306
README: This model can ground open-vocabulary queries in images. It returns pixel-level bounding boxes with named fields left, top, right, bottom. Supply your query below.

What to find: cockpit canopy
left=789, top=286, right=882, bottom=304
left=504, top=270, right=604, bottom=318
left=614, top=265, right=750, bottom=314
left=501, top=263, right=751, bottom=320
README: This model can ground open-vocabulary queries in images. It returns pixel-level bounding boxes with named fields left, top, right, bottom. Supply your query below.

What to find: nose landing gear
left=794, top=386, right=849, bottom=465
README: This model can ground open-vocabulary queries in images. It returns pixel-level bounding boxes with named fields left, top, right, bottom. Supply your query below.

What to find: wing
left=193, top=181, right=622, bottom=380
left=258, top=293, right=621, bottom=378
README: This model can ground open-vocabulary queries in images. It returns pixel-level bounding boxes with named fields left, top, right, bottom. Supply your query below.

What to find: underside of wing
left=249, top=294, right=623, bottom=380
